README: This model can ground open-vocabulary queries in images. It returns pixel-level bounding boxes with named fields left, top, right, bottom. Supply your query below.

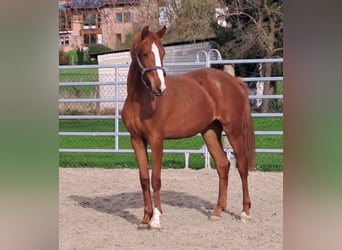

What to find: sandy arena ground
left=59, top=167, right=282, bottom=249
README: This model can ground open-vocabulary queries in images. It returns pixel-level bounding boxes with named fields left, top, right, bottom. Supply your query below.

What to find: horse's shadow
left=70, top=190, right=218, bottom=225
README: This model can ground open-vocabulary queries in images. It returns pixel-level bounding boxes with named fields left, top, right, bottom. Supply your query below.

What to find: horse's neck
left=127, top=61, right=148, bottom=99
left=127, top=61, right=140, bottom=97
left=126, top=61, right=157, bottom=117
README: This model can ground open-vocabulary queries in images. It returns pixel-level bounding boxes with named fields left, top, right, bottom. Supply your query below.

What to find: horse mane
left=130, top=32, right=142, bottom=58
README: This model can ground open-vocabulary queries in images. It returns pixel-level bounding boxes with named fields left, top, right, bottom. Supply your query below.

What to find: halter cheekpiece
left=135, top=53, right=166, bottom=89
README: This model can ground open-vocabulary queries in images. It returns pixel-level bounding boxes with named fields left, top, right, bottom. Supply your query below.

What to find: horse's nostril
left=154, top=87, right=163, bottom=96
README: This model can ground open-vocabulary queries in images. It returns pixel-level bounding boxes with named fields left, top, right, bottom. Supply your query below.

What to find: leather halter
left=135, top=53, right=166, bottom=89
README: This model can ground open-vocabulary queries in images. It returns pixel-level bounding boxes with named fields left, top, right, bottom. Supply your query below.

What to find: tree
left=59, top=49, right=70, bottom=65
left=161, top=0, right=218, bottom=43
left=212, top=0, right=283, bottom=112
left=87, top=44, right=111, bottom=54
left=76, top=48, right=85, bottom=65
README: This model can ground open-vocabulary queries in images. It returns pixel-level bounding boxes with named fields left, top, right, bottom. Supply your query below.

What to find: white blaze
left=151, top=43, right=166, bottom=92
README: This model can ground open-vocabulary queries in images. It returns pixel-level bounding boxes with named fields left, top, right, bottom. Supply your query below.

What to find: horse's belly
left=163, top=112, right=213, bottom=139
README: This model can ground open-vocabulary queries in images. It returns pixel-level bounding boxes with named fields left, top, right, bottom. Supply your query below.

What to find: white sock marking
left=151, top=43, right=166, bottom=92
left=150, top=207, right=162, bottom=228
left=240, top=211, right=250, bottom=223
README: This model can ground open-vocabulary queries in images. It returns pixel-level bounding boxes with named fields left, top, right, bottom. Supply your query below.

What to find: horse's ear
left=157, top=26, right=167, bottom=38
left=141, top=26, right=149, bottom=40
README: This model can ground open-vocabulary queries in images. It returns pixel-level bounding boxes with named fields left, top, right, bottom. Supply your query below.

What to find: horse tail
left=237, top=77, right=256, bottom=171
left=243, top=111, right=256, bottom=171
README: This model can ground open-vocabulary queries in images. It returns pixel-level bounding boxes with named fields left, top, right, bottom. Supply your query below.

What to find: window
left=115, top=12, right=131, bottom=23
left=124, top=12, right=131, bottom=22
left=83, top=12, right=101, bottom=29
left=115, top=13, right=123, bottom=23
left=84, top=34, right=97, bottom=45
left=60, top=37, right=69, bottom=46
left=59, top=11, right=71, bottom=31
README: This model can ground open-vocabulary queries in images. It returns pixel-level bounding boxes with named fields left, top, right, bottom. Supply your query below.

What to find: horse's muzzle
left=153, top=87, right=166, bottom=96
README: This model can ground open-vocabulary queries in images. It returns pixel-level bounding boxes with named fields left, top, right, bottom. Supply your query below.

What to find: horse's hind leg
left=202, top=122, right=230, bottom=218
left=224, top=128, right=252, bottom=216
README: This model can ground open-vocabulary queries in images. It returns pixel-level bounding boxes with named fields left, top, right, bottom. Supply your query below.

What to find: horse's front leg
left=149, top=138, right=164, bottom=229
left=130, top=136, right=152, bottom=229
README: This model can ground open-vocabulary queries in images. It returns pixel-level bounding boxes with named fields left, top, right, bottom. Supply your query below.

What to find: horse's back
left=179, top=68, right=250, bottom=109
left=164, top=67, right=250, bottom=129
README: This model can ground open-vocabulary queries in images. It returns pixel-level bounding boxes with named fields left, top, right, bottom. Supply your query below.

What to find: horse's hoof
left=150, top=223, right=162, bottom=230
left=209, top=214, right=222, bottom=220
left=149, top=219, right=162, bottom=229
left=240, top=211, right=251, bottom=223
left=137, top=223, right=150, bottom=230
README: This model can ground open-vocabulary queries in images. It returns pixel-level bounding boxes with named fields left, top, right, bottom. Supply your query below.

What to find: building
left=59, top=0, right=159, bottom=52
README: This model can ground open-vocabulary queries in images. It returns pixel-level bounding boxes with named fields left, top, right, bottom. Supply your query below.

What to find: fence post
left=204, top=146, right=211, bottom=169
left=114, top=66, right=119, bottom=150
left=184, top=152, right=189, bottom=169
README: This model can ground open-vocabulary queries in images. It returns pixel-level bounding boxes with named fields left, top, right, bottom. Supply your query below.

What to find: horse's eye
left=143, top=53, right=148, bottom=57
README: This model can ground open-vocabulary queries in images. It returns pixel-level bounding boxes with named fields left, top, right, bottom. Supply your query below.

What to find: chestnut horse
left=121, top=26, right=255, bottom=229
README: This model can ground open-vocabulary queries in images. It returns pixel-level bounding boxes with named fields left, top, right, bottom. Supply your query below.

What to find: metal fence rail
left=59, top=57, right=283, bottom=169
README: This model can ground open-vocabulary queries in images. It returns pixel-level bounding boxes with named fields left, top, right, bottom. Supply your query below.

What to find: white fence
left=59, top=56, right=283, bottom=168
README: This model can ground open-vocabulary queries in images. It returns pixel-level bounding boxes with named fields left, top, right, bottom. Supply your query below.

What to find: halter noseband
left=135, top=53, right=166, bottom=89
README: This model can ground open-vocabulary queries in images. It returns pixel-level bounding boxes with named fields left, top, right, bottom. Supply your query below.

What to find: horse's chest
left=122, top=104, right=150, bottom=137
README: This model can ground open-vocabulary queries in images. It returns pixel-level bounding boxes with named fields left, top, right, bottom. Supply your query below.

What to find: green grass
left=276, top=81, right=283, bottom=94
left=59, top=119, right=206, bottom=169
left=253, top=117, right=283, bottom=171
left=59, top=68, right=98, bottom=82
left=65, top=50, right=93, bottom=65
left=59, top=68, right=98, bottom=98
left=59, top=118, right=283, bottom=171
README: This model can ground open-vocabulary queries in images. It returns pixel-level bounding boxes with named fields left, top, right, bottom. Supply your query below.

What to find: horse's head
left=133, top=26, right=167, bottom=96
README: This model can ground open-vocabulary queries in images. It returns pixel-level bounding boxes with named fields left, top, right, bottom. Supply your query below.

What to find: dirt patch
left=59, top=168, right=282, bottom=249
